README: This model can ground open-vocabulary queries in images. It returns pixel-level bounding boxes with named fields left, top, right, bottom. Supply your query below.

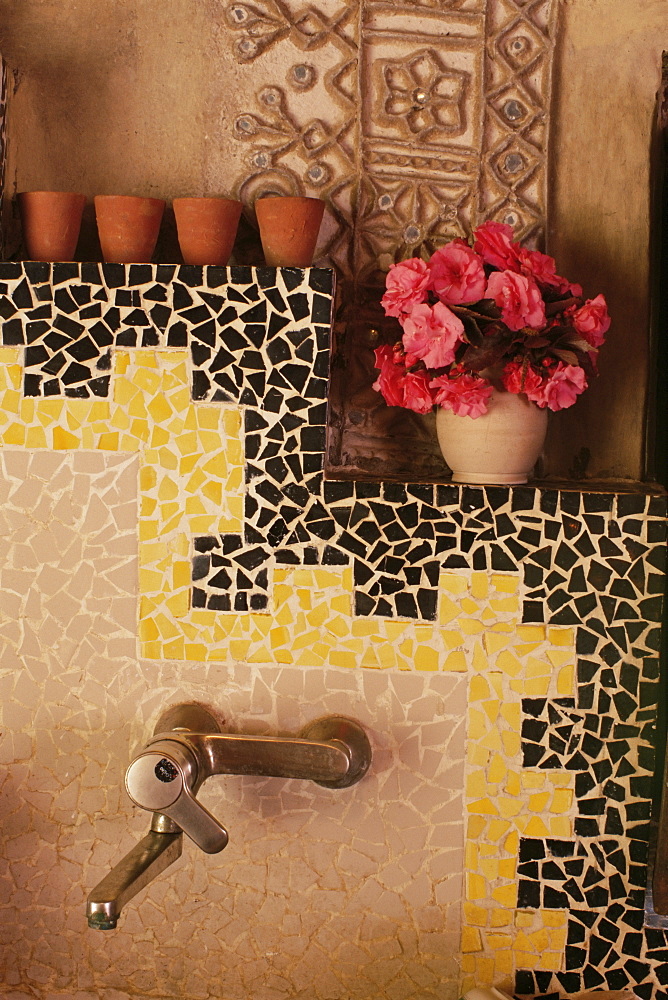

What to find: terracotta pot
left=436, top=388, right=548, bottom=485
left=255, top=196, right=324, bottom=267
left=173, top=196, right=242, bottom=265
left=18, top=190, right=86, bottom=262
left=94, top=195, right=165, bottom=263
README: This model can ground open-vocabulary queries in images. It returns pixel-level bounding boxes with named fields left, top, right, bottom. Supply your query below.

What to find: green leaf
left=563, top=334, right=595, bottom=353
left=461, top=332, right=514, bottom=372
left=552, top=348, right=579, bottom=366
left=461, top=314, right=483, bottom=346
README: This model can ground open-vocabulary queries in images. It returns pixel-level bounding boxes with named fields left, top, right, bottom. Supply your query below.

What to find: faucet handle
left=125, top=739, right=229, bottom=855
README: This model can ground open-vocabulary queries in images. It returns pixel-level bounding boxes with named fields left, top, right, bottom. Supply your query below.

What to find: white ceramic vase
left=435, top=388, right=548, bottom=485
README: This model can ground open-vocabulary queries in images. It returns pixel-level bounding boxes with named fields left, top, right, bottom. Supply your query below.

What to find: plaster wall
left=547, top=0, right=668, bottom=480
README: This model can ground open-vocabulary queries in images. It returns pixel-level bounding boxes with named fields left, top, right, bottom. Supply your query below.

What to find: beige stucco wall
left=0, top=1, right=213, bottom=198
left=548, top=0, right=667, bottom=480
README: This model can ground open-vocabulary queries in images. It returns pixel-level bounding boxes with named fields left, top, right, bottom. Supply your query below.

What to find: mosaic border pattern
left=453, top=541, right=666, bottom=997
left=0, top=263, right=667, bottom=996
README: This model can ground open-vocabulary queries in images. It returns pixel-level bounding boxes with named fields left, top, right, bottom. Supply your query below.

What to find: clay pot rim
left=94, top=194, right=166, bottom=206
left=18, top=190, right=86, bottom=199
left=173, top=196, right=241, bottom=204
left=255, top=195, right=322, bottom=205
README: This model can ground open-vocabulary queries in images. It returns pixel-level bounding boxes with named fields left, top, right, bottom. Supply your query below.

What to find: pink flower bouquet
left=373, top=221, right=610, bottom=419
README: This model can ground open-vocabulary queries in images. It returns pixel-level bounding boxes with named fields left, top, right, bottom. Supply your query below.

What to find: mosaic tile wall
left=0, top=263, right=667, bottom=999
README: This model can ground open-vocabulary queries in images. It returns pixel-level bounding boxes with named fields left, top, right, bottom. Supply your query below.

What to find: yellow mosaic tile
left=466, top=872, right=487, bottom=899
left=521, top=772, right=547, bottom=791
left=444, top=650, right=467, bottom=671
left=482, top=632, right=509, bottom=656
left=550, top=788, right=573, bottom=812
left=528, top=791, right=551, bottom=813
left=438, top=594, right=461, bottom=625
left=464, top=902, right=488, bottom=927
left=491, top=574, right=519, bottom=593
left=548, top=816, right=573, bottom=838
left=489, top=596, right=520, bottom=615
left=328, top=650, right=358, bottom=669
left=547, top=772, right=572, bottom=787
left=557, top=664, right=575, bottom=695
left=521, top=816, right=551, bottom=837
left=504, top=771, right=521, bottom=797
left=495, top=649, right=523, bottom=676
left=460, top=618, right=486, bottom=635
left=548, top=627, right=575, bottom=646
left=461, top=926, right=483, bottom=952
left=414, top=646, right=439, bottom=671
left=491, top=884, right=517, bottom=907
left=469, top=674, right=490, bottom=701
left=439, top=572, right=468, bottom=594
left=514, top=641, right=545, bottom=656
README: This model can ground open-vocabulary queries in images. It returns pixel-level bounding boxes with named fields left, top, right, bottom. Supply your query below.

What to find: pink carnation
left=372, top=344, right=405, bottom=407
left=572, top=294, right=610, bottom=348
left=502, top=360, right=545, bottom=396
left=485, top=270, right=546, bottom=332
left=532, top=362, right=587, bottom=411
left=473, top=220, right=520, bottom=271
left=381, top=258, right=430, bottom=318
left=431, top=372, right=493, bottom=419
left=402, top=370, right=436, bottom=413
left=517, top=247, right=580, bottom=296
left=401, top=301, right=464, bottom=369
left=372, top=345, right=434, bottom=414
left=428, top=241, right=487, bottom=305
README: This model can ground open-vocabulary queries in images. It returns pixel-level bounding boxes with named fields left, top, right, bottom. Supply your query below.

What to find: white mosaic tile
left=0, top=450, right=467, bottom=1000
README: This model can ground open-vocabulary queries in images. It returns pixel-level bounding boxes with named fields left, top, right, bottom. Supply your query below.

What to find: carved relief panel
left=219, top=0, right=558, bottom=480
left=225, top=0, right=556, bottom=276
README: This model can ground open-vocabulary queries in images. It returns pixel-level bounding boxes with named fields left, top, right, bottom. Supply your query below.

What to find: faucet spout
left=86, top=823, right=182, bottom=929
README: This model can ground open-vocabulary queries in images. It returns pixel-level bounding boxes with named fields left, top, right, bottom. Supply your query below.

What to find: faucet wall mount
left=87, top=703, right=372, bottom=929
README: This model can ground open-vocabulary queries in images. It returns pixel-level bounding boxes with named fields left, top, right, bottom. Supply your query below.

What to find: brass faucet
left=86, top=703, right=371, bottom=929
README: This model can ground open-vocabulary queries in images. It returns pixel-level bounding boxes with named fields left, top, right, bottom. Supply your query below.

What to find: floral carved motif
left=381, top=50, right=469, bottom=142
